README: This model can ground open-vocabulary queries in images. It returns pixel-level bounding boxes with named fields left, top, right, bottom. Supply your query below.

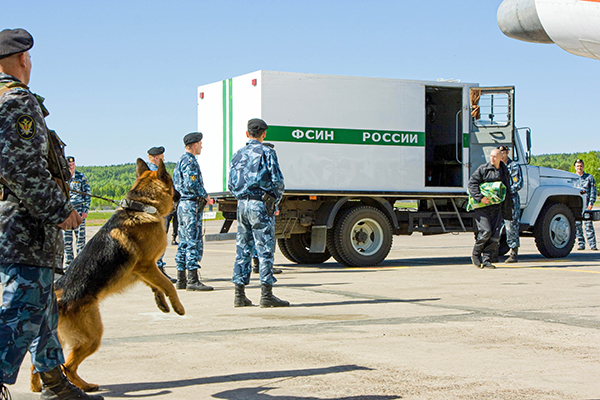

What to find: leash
left=70, top=189, right=157, bottom=214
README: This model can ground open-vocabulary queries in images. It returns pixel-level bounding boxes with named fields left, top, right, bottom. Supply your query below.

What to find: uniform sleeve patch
left=16, top=114, right=36, bottom=140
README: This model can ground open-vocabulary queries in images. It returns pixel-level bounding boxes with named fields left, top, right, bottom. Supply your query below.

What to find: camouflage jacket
left=0, top=73, right=73, bottom=268
left=146, top=161, right=158, bottom=171
left=228, top=139, right=285, bottom=203
left=68, top=170, right=91, bottom=211
left=173, top=151, right=207, bottom=200
left=506, top=158, right=523, bottom=196
left=576, top=172, right=597, bottom=208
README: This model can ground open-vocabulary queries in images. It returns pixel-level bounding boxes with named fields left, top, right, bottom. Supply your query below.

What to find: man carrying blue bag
left=468, top=148, right=513, bottom=269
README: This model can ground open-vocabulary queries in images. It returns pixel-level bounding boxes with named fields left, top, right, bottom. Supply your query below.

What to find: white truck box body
left=197, top=71, right=474, bottom=194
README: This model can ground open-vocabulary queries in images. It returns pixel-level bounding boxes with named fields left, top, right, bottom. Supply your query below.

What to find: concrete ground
left=7, top=220, right=600, bottom=399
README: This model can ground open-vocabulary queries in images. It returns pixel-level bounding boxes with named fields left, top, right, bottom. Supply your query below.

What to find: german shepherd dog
left=31, top=158, right=185, bottom=393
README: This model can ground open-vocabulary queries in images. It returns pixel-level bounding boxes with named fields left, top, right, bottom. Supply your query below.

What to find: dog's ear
left=136, top=158, right=150, bottom=177
left=157, top=158, right=171, bottom=184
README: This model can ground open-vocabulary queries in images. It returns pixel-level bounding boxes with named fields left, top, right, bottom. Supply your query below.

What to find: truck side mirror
left=526, top=128, right=532, bottom=164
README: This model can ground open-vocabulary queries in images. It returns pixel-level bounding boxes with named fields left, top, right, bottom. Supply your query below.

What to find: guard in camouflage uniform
left=574, top=159, right=597, bottom=251
left=172, top=132, right=213, bottom=291
left=63, top=155, right=91, bottom=269
left=0, top=28, right=102, bottom=400
left=228, top=118, right=288, bottom=307
left=498, top=145, right=523, bottom=263
left=150, top=146, right=180, bottom=245
left=146, top=146, right=177, bottom=283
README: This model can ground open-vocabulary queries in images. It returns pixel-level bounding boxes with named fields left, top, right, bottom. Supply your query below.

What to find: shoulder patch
left=16, top=114, right=36, bottom=140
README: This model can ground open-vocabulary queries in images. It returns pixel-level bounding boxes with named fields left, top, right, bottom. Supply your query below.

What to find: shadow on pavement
left=280, top=252, right=600, bottom=270
left=100, top=365, right=377, bottom=398
left=295, top=298, right=440, bottom=308
left=212, top=386, right=401, bottom=399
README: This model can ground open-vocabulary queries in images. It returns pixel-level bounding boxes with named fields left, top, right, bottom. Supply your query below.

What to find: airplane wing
left=497, top=0, right=600, bottom=60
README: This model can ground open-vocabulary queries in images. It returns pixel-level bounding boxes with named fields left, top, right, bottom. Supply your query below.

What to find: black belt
left=239, top=194, right=263, bottom=201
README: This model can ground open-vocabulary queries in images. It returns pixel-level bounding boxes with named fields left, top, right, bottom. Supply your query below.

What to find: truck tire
left=327, top=227, right=344, bottom=265
left=283, top=233, right=331, bottom=264
left=332, top=206, right=393, bottom=267
left=534, top=203, right=575, bottom=258
left=277, top=238, right=300, bottom=264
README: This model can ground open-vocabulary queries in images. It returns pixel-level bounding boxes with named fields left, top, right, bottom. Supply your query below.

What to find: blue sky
left=5, top=0, right=599, bottom=166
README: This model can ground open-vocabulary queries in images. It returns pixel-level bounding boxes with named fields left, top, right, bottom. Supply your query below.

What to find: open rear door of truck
left=469, top=86, right=515, bottom=175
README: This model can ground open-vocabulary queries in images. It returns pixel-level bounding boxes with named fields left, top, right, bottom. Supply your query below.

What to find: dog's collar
left=120, top=199, right=158, bottom=214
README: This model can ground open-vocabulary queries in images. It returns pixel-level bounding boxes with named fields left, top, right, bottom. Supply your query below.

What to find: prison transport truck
left=198, top=70, right=598, bottom=267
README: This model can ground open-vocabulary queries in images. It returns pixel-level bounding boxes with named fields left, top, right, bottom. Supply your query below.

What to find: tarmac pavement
left=7, top=219, right=600, bottom=399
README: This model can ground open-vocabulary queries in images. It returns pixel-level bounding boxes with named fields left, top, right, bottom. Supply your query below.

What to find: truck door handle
left=488, top=131, right=506, bottom=140
left=455, top=110, right=462, bottom=164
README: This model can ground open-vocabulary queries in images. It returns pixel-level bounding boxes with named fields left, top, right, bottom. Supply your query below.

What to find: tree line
left=78, top=162, right=175, bottom=209
left=77, top=152, right=600, bottom=210
left=530, top=151, right=600, bottom=184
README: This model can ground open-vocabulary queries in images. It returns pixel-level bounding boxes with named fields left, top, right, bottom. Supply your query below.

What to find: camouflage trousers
left=0, top=264, right=64, bottom=385
left=232, top=199, right=276, bottom=286
left=156, top=216, right=170, bottom=269
left=63, top=204, right=87, bottom=267
left=175, top=200, right=203, bottom=271
left=576, top=220, right=597, bottom=249
left=503, top=194, right=521, bottom=249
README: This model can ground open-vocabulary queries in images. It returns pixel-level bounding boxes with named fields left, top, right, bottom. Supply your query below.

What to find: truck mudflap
left=583, top=209, right=600, bottom=221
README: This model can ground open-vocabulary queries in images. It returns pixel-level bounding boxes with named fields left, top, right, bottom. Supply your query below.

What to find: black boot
left=234, top=284, right=253, bottom=307
left=505, top=248, right=519, bottom=263
left=260, top=284, right=290, bottom=308
left=176, top=269, right=187, bottom=290
left=158, top=265, right=177, bottom=283
left=40, top=367, right=104, bottom=400
left=186, top=269, right=213, bottom=291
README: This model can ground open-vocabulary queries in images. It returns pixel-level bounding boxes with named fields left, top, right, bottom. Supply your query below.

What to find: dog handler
left=0, top=28, right=102, bottom=399
left=228, top=119, right=288, bottom=307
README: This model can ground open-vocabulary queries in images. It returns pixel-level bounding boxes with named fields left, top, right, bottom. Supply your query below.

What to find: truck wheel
left=333, top=206, right=393, bottom=267
left=327, top=227, right=344, bottom=265
left=277, top=238, right=300, bottom=264
left=283, top=233, right=331, bottom=264
left=534, top=203, right=575, bottom=258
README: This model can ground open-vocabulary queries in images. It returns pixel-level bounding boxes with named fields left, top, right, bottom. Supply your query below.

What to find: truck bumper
left=583, top=210, right=600, bottom=221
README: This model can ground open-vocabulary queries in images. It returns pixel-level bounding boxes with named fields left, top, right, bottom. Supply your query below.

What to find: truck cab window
left=473, top=93, right=510, bottom=127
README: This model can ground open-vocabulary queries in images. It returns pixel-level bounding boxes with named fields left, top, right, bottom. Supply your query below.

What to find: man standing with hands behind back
left=574, top=158, right=597, bottom=251
left=228, top=118, right=288, bottom=307
left=0, top=28, right=102, bottom=400
left=173, top=132, right=213, bottom=291
left=63, top=155, right=91, bottom=269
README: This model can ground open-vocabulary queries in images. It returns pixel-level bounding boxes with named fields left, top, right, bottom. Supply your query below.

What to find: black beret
left=183, top=132, right=203, bottom=145
left=496, top=145, right=509, bottom=152
left=248, top=118, right=268, bottom=134
left=0, top=28, right=34, bottom=60
left=147, top=146, right=165, bottom=156
left=67, top=156, right=75, bottom=163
